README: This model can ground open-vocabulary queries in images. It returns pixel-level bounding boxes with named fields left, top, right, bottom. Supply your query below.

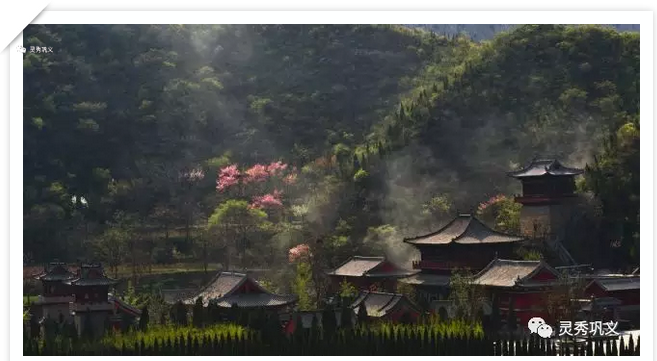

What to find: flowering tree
left=217, top=164, right=240, bottom=191
left=251, top=190, right=283, bottom=210
left=476, top=194, right=521, bottom=234
left=288, top=243, right=311, bottom=263
left=288, top=243, right=315, bottom=310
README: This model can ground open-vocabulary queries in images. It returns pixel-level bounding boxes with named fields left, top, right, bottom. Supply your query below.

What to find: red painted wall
left=531, top=269, right=557, bottom=281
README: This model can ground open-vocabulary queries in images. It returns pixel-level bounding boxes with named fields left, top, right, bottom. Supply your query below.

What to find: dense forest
left=23, top=25, right=639, bottom=296
left=405, top=24, right=640, bottom=41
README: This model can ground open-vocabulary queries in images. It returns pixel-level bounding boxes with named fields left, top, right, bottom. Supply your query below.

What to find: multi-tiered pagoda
left=508, top=158, right=584, bottom=238
left=64, top=263, right=118, bottom=337
left=400, top=213, right=525, bottom=306
left=33, top=261, right=75, bottom=323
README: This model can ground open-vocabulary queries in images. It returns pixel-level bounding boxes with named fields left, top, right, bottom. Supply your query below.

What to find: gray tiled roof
left=184, top=272, right=246, bottom=303
left=399, top=273, right=451, bottom=286
left=507, top=159, right=583, bottom=178
left=35, top=263, right=75, bottom=282
left=404, top=214, right=523, bottom=245
left=212, top=293, right=297, bottom=308
left=183, top=271, right=297, bottom=308
left=328, top=256, right=384, bottom=277
left=65, top=264, right=117, bottom=286
left=592, top=277, right=640, bottom=292
left=327, top=256, right=416, bottom=278
left=473, top=259, right=556, bottom=287
left=350, top=291, right=418, bottom=317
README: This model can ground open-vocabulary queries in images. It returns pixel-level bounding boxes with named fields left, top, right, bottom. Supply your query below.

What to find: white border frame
left=10, top=11, right=653, bottom=361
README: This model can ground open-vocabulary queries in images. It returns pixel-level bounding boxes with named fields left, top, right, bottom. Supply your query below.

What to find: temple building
left=183, top=271, right=297, bottom=310
left=584, top=276, right=640, bottom=327
left=33, top=261, right=75, bottom=323
left=472, top=258, right=560, bottom=328
left=64, top=263, right=119, bottom=338
left=349, top=291, right=421, bottom=322
left=327, top=256, right=417, bottom=293
left=508, top=158, right=584, bottom=238
left=400, top=213, right=524, bottom=306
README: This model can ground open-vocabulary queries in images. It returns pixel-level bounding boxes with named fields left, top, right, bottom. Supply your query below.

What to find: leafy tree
left=584, top=117, right=640, bottom=266
left=207, top=199, right=268, bottom=269
left=448, top=268, right=484, bottom=323
left=338, top=279, right=358, bottom=306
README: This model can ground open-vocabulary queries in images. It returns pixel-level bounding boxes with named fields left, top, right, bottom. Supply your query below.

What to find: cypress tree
left=139, top=306, right=149, bottom=332
left=340, top=305, right=352, bottom=329
left=628, top=335, right=635, bottom=355
left=293, top=313, right=305, bottom=341
left=192, top=297, right=204, bottom=328
left=322, top=306, right=337, bottom=339
left=506, top=297, right=517, bottom=333
left=489, top=294, right=501, bottom=336
left=310, top=313, right=320, bottom=341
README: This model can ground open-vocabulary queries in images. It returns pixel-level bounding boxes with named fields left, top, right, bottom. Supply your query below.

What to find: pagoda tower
left=64, top=263, right=118, bottom=338
left=508, top=158, right=584, bottom=239
left=33, top=261, right=75, bottom=323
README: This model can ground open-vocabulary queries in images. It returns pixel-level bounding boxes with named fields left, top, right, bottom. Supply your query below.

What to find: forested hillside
left=23, top=24, right=639, bottom=288
left=405, top=24, right=639, bottom=41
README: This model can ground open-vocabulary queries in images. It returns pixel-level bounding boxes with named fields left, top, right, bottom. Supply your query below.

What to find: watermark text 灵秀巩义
left=528, top=317, right=619, bottom=338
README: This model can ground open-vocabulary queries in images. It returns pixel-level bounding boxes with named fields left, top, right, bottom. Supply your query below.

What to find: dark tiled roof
left=65, top=264, right=118, bottom=286
left=350, top=291, right=419, bottom=317
left=184, top=271, right=297, bottom=308
left=327, top=256, right=416, bottom=278
left=590, top=277, right=640, bottom=292
left=508, top=158, right=584, bottom=178
left=35, top=262, right=75, bottom=282
left=212, top=294, right=297, bottom=308
left=404, top=214, right=523, bottom=245
left=399, top=273, right=451, bottom=286
left=473, top=259, right=557, bottom=287
left=184, top=272, right=247, bottom=303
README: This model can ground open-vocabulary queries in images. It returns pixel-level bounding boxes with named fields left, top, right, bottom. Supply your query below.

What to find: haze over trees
left=23, top=24, right=639, bottom=289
